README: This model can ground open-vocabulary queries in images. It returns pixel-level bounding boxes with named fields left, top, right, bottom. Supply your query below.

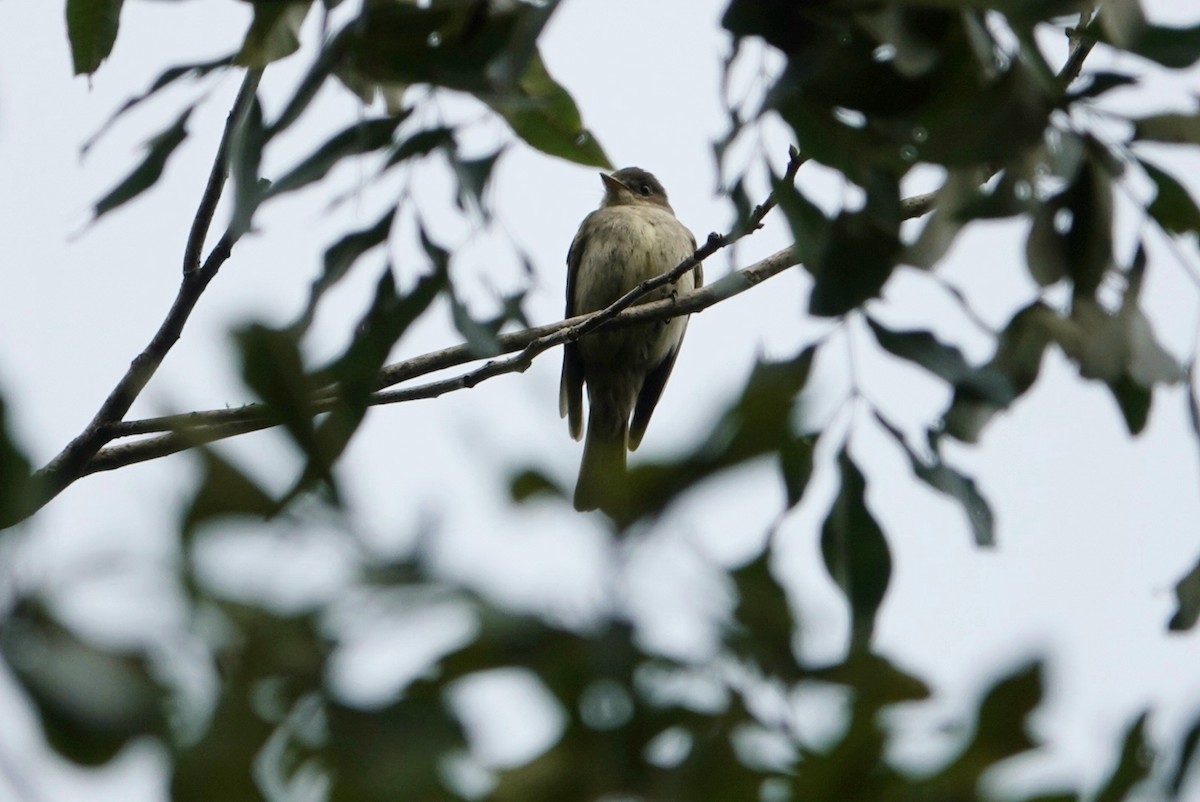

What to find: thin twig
left=83, top=247, right=802, bottom=475
left=17, top=69, right=263, bottom=521
left=102, top=148, right=809, bottom=442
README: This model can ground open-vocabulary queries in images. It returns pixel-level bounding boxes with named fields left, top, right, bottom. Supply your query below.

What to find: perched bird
left=560, top=168, right=701, bottom=512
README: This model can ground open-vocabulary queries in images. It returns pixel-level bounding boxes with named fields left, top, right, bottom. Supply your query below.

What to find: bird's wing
left=559, top=216, right=590, bottom=440
left=628, top=231, right=701, bottom=451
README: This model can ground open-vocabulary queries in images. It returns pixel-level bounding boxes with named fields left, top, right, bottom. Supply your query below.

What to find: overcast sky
left=2, top=1, right=1200, bottom=799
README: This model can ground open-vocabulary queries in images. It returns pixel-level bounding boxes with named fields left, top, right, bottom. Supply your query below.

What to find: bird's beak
left=600, top=172, right=627, bottom=194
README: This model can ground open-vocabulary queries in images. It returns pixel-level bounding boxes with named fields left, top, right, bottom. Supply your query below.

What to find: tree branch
left=83, top=246, right=802, bottom=475
left=20, top=69, right=263, bottom=519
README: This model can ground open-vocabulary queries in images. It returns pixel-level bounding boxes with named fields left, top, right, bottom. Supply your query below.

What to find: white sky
left=1, top=0, right=1200, bottom=800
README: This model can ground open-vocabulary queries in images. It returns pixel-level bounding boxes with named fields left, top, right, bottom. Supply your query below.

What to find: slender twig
left=20, top=69, right=262, bottom=519
left=102, top=148, right=809, bottom=443
left=83, top=246, right=802, bottom=475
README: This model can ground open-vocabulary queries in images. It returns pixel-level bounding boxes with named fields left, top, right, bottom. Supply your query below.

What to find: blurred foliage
left=0, top=0, right=1197, bottom=799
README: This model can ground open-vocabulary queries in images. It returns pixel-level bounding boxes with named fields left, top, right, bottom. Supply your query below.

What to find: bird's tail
left=574, top=407, right=628, bottom=513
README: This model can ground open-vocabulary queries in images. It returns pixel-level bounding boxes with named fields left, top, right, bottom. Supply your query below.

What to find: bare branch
left=21, top=69, right=263, bottom=519
left=83, top=246, right=802, bottom=475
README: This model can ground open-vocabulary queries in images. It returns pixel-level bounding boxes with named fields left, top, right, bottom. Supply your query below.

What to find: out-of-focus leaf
left=511, top=469, right=565, bottom=503
left=303, top=204, right=397, bottom=322
left=339, top=0, right=548, bottom=94
left=944, top=303, right=1057, bottom=442
left=1141, top=158, right=1200, bottom=234
left=1069, top=156, right=1115, bottom=299
left=94, top=105, right=193, bottom=219
left=172, top=605, right=323, bottom=802
left=1, top=600, right=165, bottom=766
left=1091, top=21, right=1200, bottom=69
left=772, top=173, right=828, bottom=268
left=1109, top=373, right=1152, bottom=435
left=1170, top=715, right=1200, bottom=794
left=453, top=150, right=501, bottom=217
left=385, top=126, right=455, bottom=168
left=296, top=267, right=447, bottom=503
left=487, top=51, right=610, bottom=168
left=1095, top=713, right=1153, bottom=802
left=265, top=116, right=403, bottom=199
left=821, top=449, right=891, bottom=650
left=1066, top=71, right=1138, bottom=100
left=181, top=449, right=276, bottom=539
left=810, top=651, right=931, bottom=707
left=905, top=169, right=986, bottom=269
left=0, top=398, right=37, bottom=530
left=867, top=317, right=1014, bottom=406
left=809, top=209, right=901, bottom=317
left=227, top=95, right=268, bottom=239
left=729, top=550, right=799, bottom=680
left=873, top=412, right=995, bottom=547
left=779, top=432, right=816, bottom=509
left=82, top=54, right=234, bottom=156
left=618, top=347, right=816, bottom=527
left=1168, top=556, right=1200, bottom=632
left=1134, top=112, right=1200, bottom=145
left=67, top=0, right=124, bottom=75
left=941, top=660, right=1043, bottom=783
left=1026, top=196, right=1070, bottom=286
left=327, top=681, right=466, bottom=801
left=235, top=325, right=331, bottom=493
left=236, top=1, right=312, bottom=67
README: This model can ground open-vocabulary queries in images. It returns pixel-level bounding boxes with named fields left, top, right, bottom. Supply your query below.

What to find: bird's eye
left=639, top=184, right=652, bottom=196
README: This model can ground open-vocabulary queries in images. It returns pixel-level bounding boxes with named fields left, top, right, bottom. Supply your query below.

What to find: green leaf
left=1109, top=373, right=1152, bottom=435
left=181, top=449, right=276, bottom=539
left=779, top=432, right=816, bottom=509
left=327, top=681, right=466, bottom=800
left=235, top=324, right=330, bottom=493
left=867, top=317, right=1014, bottom=407
left=1141, top=158, right=1200, bottom=234
left=1095, top=22, right=1200, bottom=69
left=809, top=210, right=901, bottom=317
left=305, top=205, right=397, bottom=320
left=302, top=267, right=447, bottom=491
left=1, top=600, right=166, bottom=766
left=1134, top=112, right=1200, bottom=145
left=266, top=116, right=403, bottom=199
left=510, top=469, right=566, bottom=503
left=0, top=397, right=38, bottom=530
left=94, top=105, right=193, bottom=219
left=944, top=303, right=1057, bottom=442
left=487, top=51, right=610, bottom=168
left=1170, top=714, right=1200, bottom=795
left=385, top=126, right=455, bottom=168
left=939, top=660, right=1043, bottom=784
left=1095, top=713, right=1153, bottom=802
left=618, top=347, right=817, bottom=527
left=236, top=1, right=312, bottom=67
left=66, top=0, right=124, bottom=76
left=1025, top=196, right=1070, bottom=286
left=873, top=412, right=995, bottom=547
left=821, top=449, right=892, bottom=650
left=82, top=54, right=234, bottom=157
left=729, top=550, right=800, bottom=679
left=1168, top=556, right=1200, bottom=632
left=227, top=94, right=268, bottom=239
left=1066, top=71, right=1138, bottom=100
left=340, top=0, right=548, bottom=94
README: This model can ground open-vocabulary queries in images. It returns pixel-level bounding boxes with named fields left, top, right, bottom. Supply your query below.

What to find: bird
left=560, top=167, right=701, bottom=513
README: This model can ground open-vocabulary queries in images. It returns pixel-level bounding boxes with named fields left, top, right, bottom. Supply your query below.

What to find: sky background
left=1, top=0, right=1200, bottom=800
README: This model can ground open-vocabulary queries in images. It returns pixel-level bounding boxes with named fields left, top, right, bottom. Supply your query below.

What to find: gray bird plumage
left=560, top=168, right=702, bottom=512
